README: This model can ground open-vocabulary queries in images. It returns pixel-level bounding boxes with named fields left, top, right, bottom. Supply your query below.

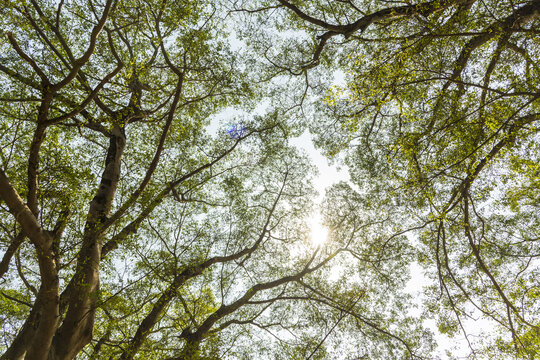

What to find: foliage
left=242, top=0, right=540, bottom=358
left=0, top=0, right=433, bottom=359
left=3, top=0, right=538, bottom=359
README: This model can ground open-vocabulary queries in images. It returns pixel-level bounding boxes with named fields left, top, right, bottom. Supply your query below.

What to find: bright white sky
left=207, top=101, right=492, bottom=358
left=211, top=28, right=494, bottom=359
left=291, top=131, right=499, bottom=359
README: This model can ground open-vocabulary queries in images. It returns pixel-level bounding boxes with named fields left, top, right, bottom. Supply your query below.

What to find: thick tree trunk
left=0, top=304, right=39, bottom=360
left=175, top=340, right=201, bottom=360
left=0, top=170, right=60, bottom=360
left=25, top=253, right=59, bottom=360
left=48, top=125, right=125, bottom=360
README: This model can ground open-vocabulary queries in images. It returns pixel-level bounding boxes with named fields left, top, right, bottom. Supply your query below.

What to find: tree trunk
left=48, top=125, right=125, bottom=360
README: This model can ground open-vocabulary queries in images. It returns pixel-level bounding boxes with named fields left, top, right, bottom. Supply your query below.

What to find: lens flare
left=309, top=216, right=328, bottom=246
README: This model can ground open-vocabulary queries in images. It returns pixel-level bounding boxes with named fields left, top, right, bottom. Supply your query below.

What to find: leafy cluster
left=1, top=0, right=538, bottom=359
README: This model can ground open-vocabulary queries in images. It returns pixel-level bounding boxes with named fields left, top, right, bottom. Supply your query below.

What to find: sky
left=208, top=27, right=496, bottom=360
left=206, top=94, right=496, bottom=358
left=291, top=129, right=489, bottom=360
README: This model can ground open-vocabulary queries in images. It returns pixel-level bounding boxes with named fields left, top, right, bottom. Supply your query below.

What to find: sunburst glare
left=308, top=214, right=329, bottom=247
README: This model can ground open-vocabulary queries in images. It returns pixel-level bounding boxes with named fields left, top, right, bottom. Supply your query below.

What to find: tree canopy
left=0, top=0, right=539, bottom=359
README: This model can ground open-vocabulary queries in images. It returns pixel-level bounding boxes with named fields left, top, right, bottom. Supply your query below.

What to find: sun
left=308, top=215, right=329, bottom=247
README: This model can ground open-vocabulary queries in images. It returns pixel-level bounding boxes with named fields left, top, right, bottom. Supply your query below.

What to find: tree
left=243, top=0, right=540, bottom=357
left=0, top=1, right=432, bottom=359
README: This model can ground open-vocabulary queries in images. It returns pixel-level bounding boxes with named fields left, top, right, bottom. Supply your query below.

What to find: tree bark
left=49, top=125, right=125, bottom=360
left=0, top=170, right=59, bottom=360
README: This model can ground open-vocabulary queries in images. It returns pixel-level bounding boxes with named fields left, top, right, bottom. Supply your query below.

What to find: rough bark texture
left=49, top=125, right=125, bottom=360
left=0, top=170, right=59, bottom=360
